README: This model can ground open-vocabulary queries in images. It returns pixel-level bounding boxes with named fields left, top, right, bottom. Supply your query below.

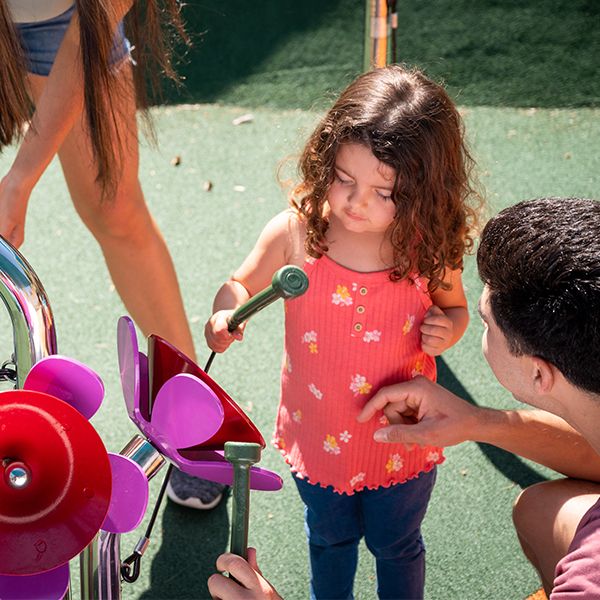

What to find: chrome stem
left=80, top=436, right=166, bottom=599
left=0, top=236, right=57, bottom=388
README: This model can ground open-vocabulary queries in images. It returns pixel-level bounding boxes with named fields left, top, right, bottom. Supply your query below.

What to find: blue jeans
left=293, top=469, right=436, bottom=600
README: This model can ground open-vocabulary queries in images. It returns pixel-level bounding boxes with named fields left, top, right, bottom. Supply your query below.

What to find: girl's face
left=328, top=143, right=397, bottom=235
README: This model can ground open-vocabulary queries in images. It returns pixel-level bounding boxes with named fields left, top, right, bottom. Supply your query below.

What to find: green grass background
left=1, top=1, right=599, bottom=598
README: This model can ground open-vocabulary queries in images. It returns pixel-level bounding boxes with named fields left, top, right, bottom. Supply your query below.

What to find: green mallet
left=224, top=441, right=262, bottom=559
left=204, top=264, right=308, bottom=372
left=227, top=264, right=309, bottom=332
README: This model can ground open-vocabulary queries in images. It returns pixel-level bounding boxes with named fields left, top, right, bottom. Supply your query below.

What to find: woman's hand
left=0, top=174, right=33, bottom=248
left=204, top=309, right=245, bottom=353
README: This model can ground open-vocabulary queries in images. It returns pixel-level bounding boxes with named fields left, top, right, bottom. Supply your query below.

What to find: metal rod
left=364, top=0, right=389, bottom=71
left=0, top=235, right=57, bottom=388
left=80, top=532, right=122, bottom=600
left=80, top=437, right=166, bottom=599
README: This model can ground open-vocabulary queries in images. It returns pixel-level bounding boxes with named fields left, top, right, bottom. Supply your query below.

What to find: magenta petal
left=23, top=355, right=104, bottom=420
left=102, top=454, right=149, bottom=534
left=176, top=453, right=283, bottom=491
left=117, top=316, right=143, bottom=422
left=151, top=374, right=224, bottom=451
left=138, top=351, right=150, bottom=422
left=0, top=564, right=70, bottom=600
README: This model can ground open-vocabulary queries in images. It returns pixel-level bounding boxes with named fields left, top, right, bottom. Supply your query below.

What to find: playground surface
left=1, top=1, right=599, bottom=598
left=0, top=101, right=597, bottom=600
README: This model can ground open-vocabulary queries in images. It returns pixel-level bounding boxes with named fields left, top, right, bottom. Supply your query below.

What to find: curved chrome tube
left=0, top=236, right=57, bottom=387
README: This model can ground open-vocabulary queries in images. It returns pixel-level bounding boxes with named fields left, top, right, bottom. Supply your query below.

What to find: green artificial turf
left=1, top=1, right=599, bottom=597
left=1, top=103, right=598, bottom=599
left=169, top=0, right=600, bottom=110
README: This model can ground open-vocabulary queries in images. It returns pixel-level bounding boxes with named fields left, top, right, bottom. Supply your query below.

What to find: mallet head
left=224, top=442, right=262, bottom=466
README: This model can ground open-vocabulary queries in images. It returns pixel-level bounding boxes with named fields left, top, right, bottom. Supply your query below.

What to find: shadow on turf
left=163, top=0, right=356, bottom=109
left=162, top=0, right=599, bottom=110
left=437, top=357, right=547, bottom=489
left=138, top=494, right=230, bottom=599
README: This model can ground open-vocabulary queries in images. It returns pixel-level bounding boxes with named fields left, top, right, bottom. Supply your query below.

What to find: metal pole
left=364, top=0, right=388, bottom=71
left=0, top=235, right=57, bottom=387
left=80, top=436, right=166, bottom=599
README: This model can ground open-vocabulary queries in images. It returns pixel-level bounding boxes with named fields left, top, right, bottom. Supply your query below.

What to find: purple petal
left=151, top=374, right=224, bottom=451
left=24, top=356, right=104, bottom=420
left=175, top=451, right=283, bottom=491
left=102, top=454, right=149, bottom=534
left=117, top=316, right=147, bottom=423
left=0, top=564, right=70, bottom=600
left=138, top=351, right=150, bottom=422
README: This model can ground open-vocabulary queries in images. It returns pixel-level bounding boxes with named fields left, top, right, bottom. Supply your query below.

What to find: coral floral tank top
left=273, top=254, right=445, bottom=495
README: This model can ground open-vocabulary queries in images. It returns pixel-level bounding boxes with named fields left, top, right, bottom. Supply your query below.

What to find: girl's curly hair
left=291, top=64, right=482, bottom=292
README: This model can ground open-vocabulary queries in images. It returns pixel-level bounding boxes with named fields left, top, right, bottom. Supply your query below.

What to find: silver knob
left=4, top=462, right=30, bottom=489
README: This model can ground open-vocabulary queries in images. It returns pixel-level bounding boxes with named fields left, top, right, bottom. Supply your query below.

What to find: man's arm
left=357, top=377, right=600, bottom=482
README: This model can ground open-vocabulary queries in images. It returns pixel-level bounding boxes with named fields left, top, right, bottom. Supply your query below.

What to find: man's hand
left=357, top=376, right=481, bottom=447
left=208, top=548, right=282, bottom=600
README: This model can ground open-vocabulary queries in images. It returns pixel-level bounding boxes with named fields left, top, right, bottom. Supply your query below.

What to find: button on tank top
left=273, top=254, right=444, bottom=494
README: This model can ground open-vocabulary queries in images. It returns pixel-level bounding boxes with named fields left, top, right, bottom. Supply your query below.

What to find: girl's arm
left=421, top=268, right=469, bottom=356
left=0, top=1, right=132, bottom=246
left=204, top=210, right=293, bottom=352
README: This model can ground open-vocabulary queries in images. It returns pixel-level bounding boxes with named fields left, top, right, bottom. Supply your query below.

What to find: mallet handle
left=224, top=442, right=262, bottom=559
left=227, top=265, right=308, bottom=332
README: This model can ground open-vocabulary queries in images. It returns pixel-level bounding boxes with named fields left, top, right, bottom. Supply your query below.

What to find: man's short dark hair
left=477, top=197, right=600, bottom=394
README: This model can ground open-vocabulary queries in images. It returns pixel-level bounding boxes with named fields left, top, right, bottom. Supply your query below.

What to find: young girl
left=205, top=64, right=480, bottom=599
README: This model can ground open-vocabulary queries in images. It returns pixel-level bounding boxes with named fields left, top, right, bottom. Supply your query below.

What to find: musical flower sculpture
left=0, top=356, right=149, bottom=600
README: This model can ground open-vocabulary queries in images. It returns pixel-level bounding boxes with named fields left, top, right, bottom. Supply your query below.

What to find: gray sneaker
left=166, top=469, right=227, bottom=510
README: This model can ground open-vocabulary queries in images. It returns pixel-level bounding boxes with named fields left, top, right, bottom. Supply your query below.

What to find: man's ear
left=531, top=356, right=555, bottom=394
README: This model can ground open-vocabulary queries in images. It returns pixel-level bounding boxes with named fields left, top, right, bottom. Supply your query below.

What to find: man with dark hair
left=209, top=197, right=600, bottom=598
left=358, top=196, right=600, bottom=598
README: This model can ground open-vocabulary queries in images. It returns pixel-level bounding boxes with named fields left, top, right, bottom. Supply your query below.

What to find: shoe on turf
left=166, top=469, right=226, bottom=510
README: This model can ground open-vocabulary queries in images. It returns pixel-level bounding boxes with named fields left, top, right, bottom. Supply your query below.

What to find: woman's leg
left=513, top=478, right=600, bottom=595
left=361, top=469, right=437, bottom=600
left=27, top=66, right=196, bottom=360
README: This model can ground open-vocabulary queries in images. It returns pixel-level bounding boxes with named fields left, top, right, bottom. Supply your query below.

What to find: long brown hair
left=291, top=64, right=482, bottom=292
left=0, top=1, right=32, bottom=147
left=0, top=0, right=189, bottom=194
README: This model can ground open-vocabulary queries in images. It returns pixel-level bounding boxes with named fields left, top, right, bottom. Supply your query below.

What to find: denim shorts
left=15, top=4, right=131, bottom=77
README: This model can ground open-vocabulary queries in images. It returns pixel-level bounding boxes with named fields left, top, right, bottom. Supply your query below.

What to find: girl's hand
left=0, top=174, right=33, bottom=249
left=204, top=309, right=245, bottom=353
left=420, top=305, right=454, bottom=356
